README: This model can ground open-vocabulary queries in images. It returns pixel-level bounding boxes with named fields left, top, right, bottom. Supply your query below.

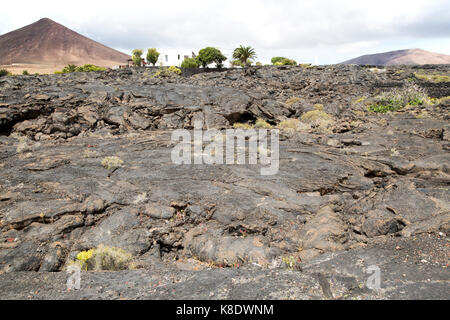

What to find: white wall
left=148, top=48, right=232, bottom=67
left=153, top=49, right=194, bottom=67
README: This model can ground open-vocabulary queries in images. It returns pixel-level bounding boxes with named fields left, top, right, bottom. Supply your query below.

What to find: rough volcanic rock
left=0, top=65, right=449, bottom=299
left=0, top=234, right=447, bottom=299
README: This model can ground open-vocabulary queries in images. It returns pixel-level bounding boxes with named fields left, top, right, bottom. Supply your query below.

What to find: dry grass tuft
left=69, top=245, right=135, bottom=271
left=254, top=118, right=272, bottom=129
left=101, top=156, right=123, bottom=169
left=285, top=96, right=301, bottom=105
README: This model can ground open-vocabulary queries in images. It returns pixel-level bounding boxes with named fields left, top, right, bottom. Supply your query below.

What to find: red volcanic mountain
left=341, top=48, right=450, bottom=66
left=0, top=18, right=130, bottom=71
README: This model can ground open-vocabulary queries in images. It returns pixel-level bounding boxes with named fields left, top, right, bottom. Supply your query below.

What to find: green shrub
left=76, top=249, right=94, bottom=270
left=271, top=57, right=297, bottom=65
left=414, top=72, right=450, bottom=83
left=368, top=84, right=427, bottom=113
left=353, top=97, right=366, bottom=104
left=368, top=104, right=398, bottom=113
left=231, top=59, right=244, bottom=67
left=181, top=57, right=199, bottom=68
left=154, top=66, right=182, bottom=77
left=146, top=48, right=160, bottom=66
left=101, top=156, right=124, bottom=169
left=168, top=66, right=182, bottom=74
left=0, top=69, right=10, bottom=77
left=55, top=64, right=105, bottom=74
left=196, top=47, right=227, bottom=68
left=132, top=49, right=144, bottom=66
left=72, top=245, right=135, bottom=271
left=282, top=256, right=297, bottom=270
left=271, top=57, right=286, bottom=64
left=281, top=58, right=297, bottom=66
left=76, top=64, right=106, bottom=72
left=22, top=70, right=30, bottom=75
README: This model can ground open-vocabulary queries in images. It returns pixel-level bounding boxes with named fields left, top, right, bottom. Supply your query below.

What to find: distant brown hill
left=0, top=18, right=130, bottom=73
left=341, top=48, right=450, bottom=66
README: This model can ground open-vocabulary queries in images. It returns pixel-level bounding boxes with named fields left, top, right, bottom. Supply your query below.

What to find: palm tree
left=62, top=64, right=77, bottom=73
left=232, top=46, right=257, bottom=67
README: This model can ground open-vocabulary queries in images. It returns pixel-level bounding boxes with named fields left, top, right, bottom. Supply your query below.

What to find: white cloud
left=336, top=41, right=379, bottom=54
left=1, top=0, right=449, bottom=64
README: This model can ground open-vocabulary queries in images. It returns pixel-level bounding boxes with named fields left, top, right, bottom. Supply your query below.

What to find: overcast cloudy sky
left=1, top=0, right=450, bottom=64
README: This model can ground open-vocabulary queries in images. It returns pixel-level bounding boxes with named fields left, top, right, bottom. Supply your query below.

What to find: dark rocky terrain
left=0, top=64, right=449, bottom=299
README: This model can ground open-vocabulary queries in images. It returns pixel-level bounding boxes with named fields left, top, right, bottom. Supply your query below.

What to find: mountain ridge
left=0, top=18, right=130, bottom=72
left=341, top=48, right=450, bottom=66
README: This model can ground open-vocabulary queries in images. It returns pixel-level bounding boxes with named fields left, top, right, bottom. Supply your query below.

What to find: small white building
left=150, top=48, right=232, bottom=67
left=154, top=49, right=196, bottom=67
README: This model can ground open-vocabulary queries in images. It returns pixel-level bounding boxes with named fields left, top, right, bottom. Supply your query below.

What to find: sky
left=1, top=0, right=450, bottom=64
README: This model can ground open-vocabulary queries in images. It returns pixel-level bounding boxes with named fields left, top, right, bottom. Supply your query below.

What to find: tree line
left=131, top=46, right=300, bottom=68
